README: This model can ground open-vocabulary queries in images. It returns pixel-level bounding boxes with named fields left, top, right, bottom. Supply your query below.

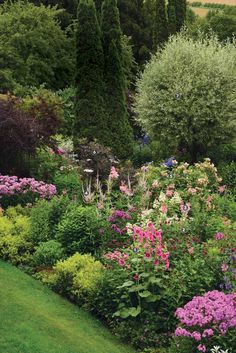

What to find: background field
left=189, top=0, right=236, bottom=17
left=189, top=0, right=236, bottom=4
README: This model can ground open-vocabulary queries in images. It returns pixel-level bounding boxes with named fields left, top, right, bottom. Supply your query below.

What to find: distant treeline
left=190, top=2, right=236, bottom=9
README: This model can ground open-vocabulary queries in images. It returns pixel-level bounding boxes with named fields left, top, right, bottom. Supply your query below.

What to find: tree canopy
left=135, top=34, right=236, bottom=162
left=0, top=1, right=75, bottom=93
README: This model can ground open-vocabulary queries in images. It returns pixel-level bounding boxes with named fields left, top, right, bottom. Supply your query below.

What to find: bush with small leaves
left=33, top=240, right=64, bottom=267
left=56, top=204, right=104, bottom=256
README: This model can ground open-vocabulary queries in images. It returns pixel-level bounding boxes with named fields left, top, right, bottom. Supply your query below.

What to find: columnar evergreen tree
left=154, top=0, right=168, bottom=48
left=175, top=0, right=186, bottom=32
left=168, top=0, right=177, bottom=35
left=101, top=0, right=133, bottom=158
left=74, top=0, right=108, bottom=146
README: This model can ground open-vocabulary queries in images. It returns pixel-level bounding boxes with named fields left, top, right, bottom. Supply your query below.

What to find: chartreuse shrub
left=0, top=206, right=33, bottom=265
left=56, top=204, right=104, bottom=255
left=41, top=253, right=104, bottom=305
left=30, top=195, right=70, bottom=243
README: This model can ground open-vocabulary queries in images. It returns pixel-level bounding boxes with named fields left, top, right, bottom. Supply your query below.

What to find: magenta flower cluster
left=108, top=210, right=132, bottom=222
left=132, top=223, right=170, bottom=270
left=175, top=291, right=236, bottom=352
left=0, top=175, right=57, bottom=199
left=108, top=210, right=132, bottom=235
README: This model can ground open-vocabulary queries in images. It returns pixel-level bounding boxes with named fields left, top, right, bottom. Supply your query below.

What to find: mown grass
left=0, top=261, right=136, bottom=353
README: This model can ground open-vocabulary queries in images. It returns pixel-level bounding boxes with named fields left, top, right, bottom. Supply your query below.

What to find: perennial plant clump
left=0, top=175, right=56, bottom=199
left=175, top=290, right=236, bottom=352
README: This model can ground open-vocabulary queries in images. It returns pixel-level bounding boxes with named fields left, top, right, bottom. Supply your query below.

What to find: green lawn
left=0, top=261, right=136, bottom=353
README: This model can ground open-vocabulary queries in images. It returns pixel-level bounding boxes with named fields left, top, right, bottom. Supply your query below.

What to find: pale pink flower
left=221, top=263, right=229, bottom=272
left=188, top=247, right=194, bottom=255
left=152, top=180, right=159, bottom=188
left=218, top=185, right=226, bottom=194
left=166, top=189, right=173, bottom=197
left=160, top=204, right=168, bottom=214
left=119, top=181, right=133, bottom=196
left=97, top=202, right=104, bottom=210
left=109, top=166, right=119, bottom=180
left=188, top=187, right=197, bottom=195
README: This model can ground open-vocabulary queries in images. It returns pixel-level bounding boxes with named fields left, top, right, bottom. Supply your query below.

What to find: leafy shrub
left=56, top=204, right=103, bottom=255
left=132, top=144, right=153, bottom=168
left=53, top=170, right=82, bottom=200
left=56, top=87, right=75, bottom=137
left=41, top=253, right=104, bottom=304
left=218, top=161, right=236, bottom=193
left=33, top=240, right=64, bottom=267
left=30, top=196, right=70, bottom=243
left=135, top=34, right=236, bottom=162
left=29, top=148, right=63, bottom=184
left=0, top=1, right=75, bottom=92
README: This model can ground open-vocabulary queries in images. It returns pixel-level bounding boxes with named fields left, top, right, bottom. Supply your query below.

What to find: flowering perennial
left=0, top=175, right=56, bottom=199
left=104, top=222, right=170, bottom=271
left=175, top=291, right=236, bottom=351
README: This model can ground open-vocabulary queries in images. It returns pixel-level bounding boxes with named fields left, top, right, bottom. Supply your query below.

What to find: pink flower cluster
left=108, top=210, right=132, bottom=235
left=119, top=181, right=133, bottom=196
left=109, top=166, right=119, bottom=180
left=104, top=250, right=129, bottom=267
left=0, top=175, right=57, bottom=199
left=132, top=222, right=170, bottom=270
left=215, top=232, right=225, bottom=241
left=175, top=291, right=236, bottom=351
left=108, top=210, right=132, bottom=223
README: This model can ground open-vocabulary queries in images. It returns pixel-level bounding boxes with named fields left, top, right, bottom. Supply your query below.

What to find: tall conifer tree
left=175, top=0, right=186, bottom=32
left=154, top=0, right=168, bottom=48
left=101, top=0, right=133, bottom=158
left=74, top=0, right=108, bottom=146
left=168, top=0, right=177, bottom=35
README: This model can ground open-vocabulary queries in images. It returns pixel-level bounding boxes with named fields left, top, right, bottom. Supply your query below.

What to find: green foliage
left=218, top=161, right=236, bottom=193
left=53, top=169, right=82, bottom=200
left=135, top=33, right=236, bottom=162
left=29, top=148, right=63, bottom=183
left=33, top=240, right=64, bottom=267
left=56, top=204, right=103, bottom=255
left=42, top=253, right=104, bottom=303
left=208, top=12, right=236, bottom=42
left=56, top=87, right=76, bottom=137
left=168, top=0, right=177, bottom=35
left=74, top=0, right=108, bottom=146
left=30, top=196, right=70, bottom=243
left=154, top=0, right=168, bottom=47
left=175, top=0, right=187, bottom=32
left=0, top=1, right=75, bottom=92
left=118, top=0, right=152, bottom=64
